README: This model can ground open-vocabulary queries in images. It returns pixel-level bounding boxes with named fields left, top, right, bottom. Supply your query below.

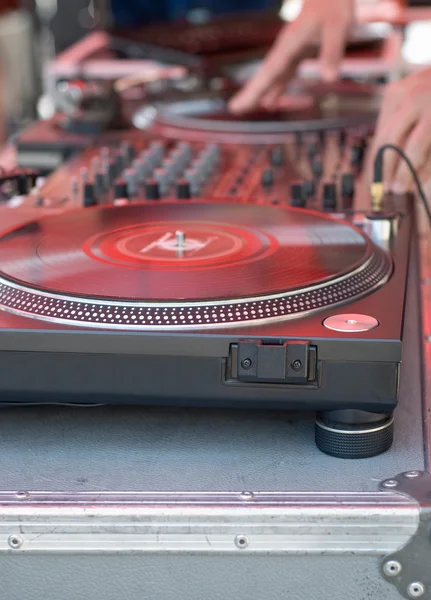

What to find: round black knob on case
left=290, top=183, right=306, bottom=207
left=176, top=179, right=191, bottom=199
left=83, top=183, right=97, bottom=207
left=261, top=168, right=274, bottom=187
left=114, top=179, right=129, bottom=200
left=270, top=146, right=285, bottom=167
left=145, top=179, right=161, bottom=200
left=323, top=182, right=337, bottom=211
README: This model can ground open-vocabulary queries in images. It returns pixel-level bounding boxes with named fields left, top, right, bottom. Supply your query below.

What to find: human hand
left=229, top=0, right=355, bottom=114
left=367, top=67, right=431, bottom=192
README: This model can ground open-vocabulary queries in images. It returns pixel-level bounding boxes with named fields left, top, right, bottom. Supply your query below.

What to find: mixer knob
left=350, top=144, right=365, bottom=169
left=176, top=179, right=192, bottom=199
left=311, top=157, right=323, bottom=178
left=261, top=168, right=274, bottom=188
left=290, top=182, right=306, bottom=208
left=16, top=173, right=30, bottom=195
left=121, top=141, right=135, bottom=164
left=106, top=159, right=118, bottom=184
left=303, top=179, right=315, bottom=199
left=94, top=171, right=106, bottom=196
left=341, top=173, right=355, bottom=198
left=114, top=151, right=125, bottom=174
left=145, top=179, right=161, bottom=200
left=83, top=183, right=97, bottom=207
left=124, top=168, right=138, bottom=196
left=114, top=179, right=129, bottom=201
left=323, top=182, right=337, bottom=211
left=133, top=159, right=151, bottom=183
left=184, top=169, right=200, bottom=196
left=341, top=173, right=355, bottom=209
left=270, top=146, right=285, bottom=167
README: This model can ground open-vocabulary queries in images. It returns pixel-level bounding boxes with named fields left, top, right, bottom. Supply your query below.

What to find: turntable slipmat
left=0, top=203, right=392, bottom=329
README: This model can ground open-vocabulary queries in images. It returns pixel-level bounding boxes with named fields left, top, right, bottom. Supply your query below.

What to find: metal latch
left=234, top=340, right=316, bottom=384
left=380, top=471, right=431, bottom=599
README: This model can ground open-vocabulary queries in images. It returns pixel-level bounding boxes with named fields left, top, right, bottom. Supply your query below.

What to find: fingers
left=229, top=19, right=316, bottom=114
left=393, top=118, right=431, bottom=191
left=320, top=19, right=349, bottom=82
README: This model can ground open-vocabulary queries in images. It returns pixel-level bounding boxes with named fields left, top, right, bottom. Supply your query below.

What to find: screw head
left=240, top=491, right=254, bottom=500
left=405, top=471, right=422, bottom=479
left=235, top=535, right=249, bottom=549
left=383, top=560, right=402, bottom=577
left=8, top=535, right=23, bottom=549
left=15, top=491, right=29, bottom=499
left=408, top=582, right=425, bottom=598
left=291, top=360, right=303, bottom=372
left=383, top=479, right=399, bottom=488
left=241, top=358, right=252, bottom=370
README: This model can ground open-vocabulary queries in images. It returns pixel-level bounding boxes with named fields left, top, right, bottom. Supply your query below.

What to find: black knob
left=341, top=173, right=355, bottom=197
left=350, top=144, right=365, bottom=169
left=95, top=171, right=106, bottom=196
left=323, top=182, right=337, bottom=211
left=312, top=157, right=323, bottom=178
left=121, top=142, right=135, bottom=164
left=145, top=179, right=161, bottom=200
left=176, top=179, right=191, bottom=199
left=261, top=168, right=274, bottom=187
left=16, top=173, right=30, bottom=195
left=114, top=179, right=129, bottom=200
left=115, top=152, right=125, bottom=174
left=107, top=159, right=118, bottom=184
left=83, top=183, right=97, bottom=207
left=303, top=179, right=315, bottom=199
left=270, top=146, right=285, bottom=167
left=290, top=183, right=306, bottom=207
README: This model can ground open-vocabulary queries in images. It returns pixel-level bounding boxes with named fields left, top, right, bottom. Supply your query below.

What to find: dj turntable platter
left=134, top=81, right=380, bottom=141
left=0, top=203, right=392, bottom=329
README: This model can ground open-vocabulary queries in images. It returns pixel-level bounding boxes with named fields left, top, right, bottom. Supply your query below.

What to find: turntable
left=0, top=199, right=415, bottom=460
left=134, top=81, right=380, bottom=143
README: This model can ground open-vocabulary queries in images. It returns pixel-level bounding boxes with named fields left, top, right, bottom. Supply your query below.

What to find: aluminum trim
left=0, top=490, right=419, bottom=556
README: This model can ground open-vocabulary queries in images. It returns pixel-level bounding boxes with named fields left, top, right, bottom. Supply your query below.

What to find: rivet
left=404, top=471, right=422, bottom=479
left=383, top=560, right=402, bottom=577
left=383, top=479, right=398, bottom=488
left=235, top=535, right=249, bottom=549
left=240, top=492, right=254, bottom=500
left=407, top=582, right=425, bottom=598
left=8, top=535, right=23, bottom=549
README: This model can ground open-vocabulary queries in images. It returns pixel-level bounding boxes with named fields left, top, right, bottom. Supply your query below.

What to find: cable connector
left=371, top=181, right=384, bottom=213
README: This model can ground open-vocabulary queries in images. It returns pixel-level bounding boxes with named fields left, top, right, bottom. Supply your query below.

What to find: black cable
left=373, top=143, right=431, bottom=225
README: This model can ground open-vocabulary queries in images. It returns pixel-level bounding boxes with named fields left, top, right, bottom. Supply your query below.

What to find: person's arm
left=229, top=0, right=356, bottom=114
left=367, top=67, right=431, bottom=192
